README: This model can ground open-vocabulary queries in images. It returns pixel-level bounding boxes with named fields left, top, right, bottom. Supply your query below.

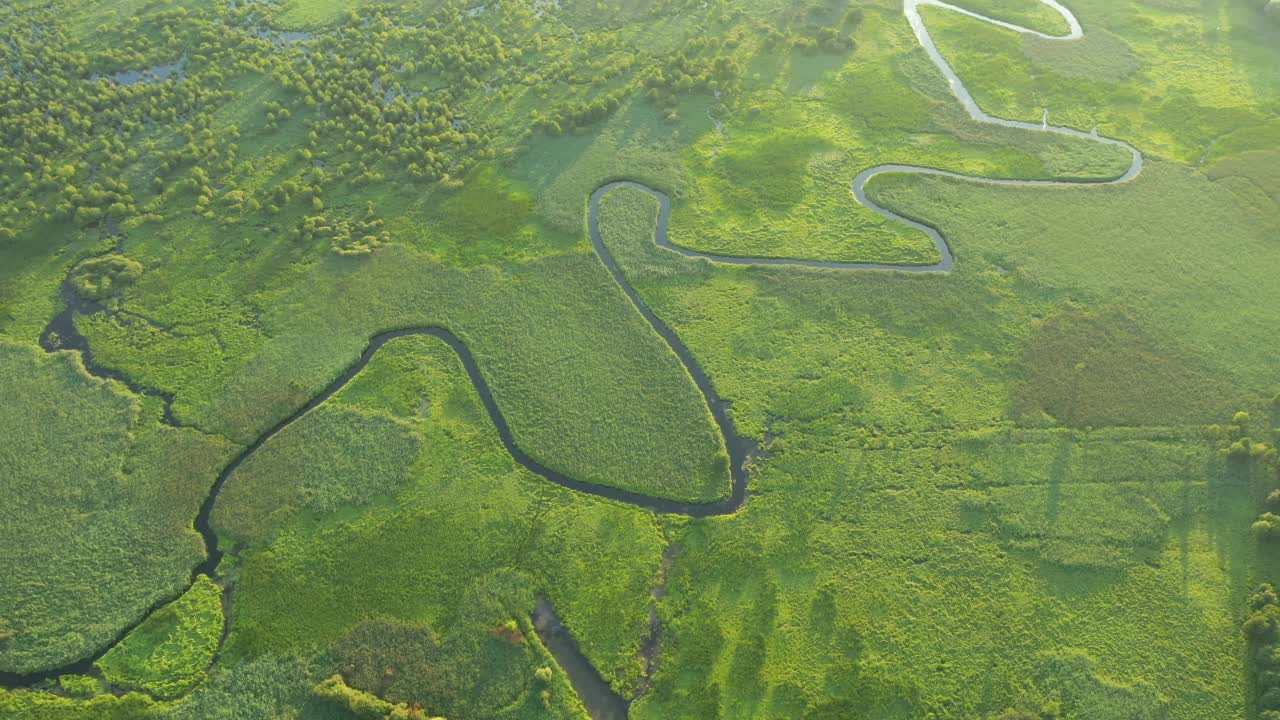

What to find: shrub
left=311, top=675, right=442, bottom=720
left=57, top=675, right=100, bottom=698
left=1249, top=586, right=1280, bottom=717
left=70, top=254, right=144, bottom=301
left=0, top=687, right=162, bottom=719
left=492, top=619, right=524, bottom=645
left=1227, top=438, right=1254, bottom=460
left=297, top=207, right=388, bottom=257
left=313, top=675, right=395, bottom=720
left=1253, top=514, right=1280, bottom=540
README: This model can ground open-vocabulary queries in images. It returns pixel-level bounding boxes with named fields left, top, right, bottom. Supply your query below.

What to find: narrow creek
left=1, top=2, right=1146, bottom=717
left=533, top=599, right=629, bottom=720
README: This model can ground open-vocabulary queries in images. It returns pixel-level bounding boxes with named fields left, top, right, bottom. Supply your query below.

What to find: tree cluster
left=1206, top=410, right=1280, bottom=539
left=0, top=1, right=266, bottom=236
left=1209, top=411, right=1275, bottom=465
left=265, top=7, right=495, bottom=185
left=312, top=675, right=444, bottom=720
left=70, top=254, right=145, bottom=302
left=763, top=6, right=862, bottom=53
left=296, top=202, right=389, bottom=257
left=645, top=46, right=742, bottom=98
left=1246, top=584, right=1280, bottom=719
left=531, top=88, right=627, bottom=135
left=0, top=0, right=864, bottom=254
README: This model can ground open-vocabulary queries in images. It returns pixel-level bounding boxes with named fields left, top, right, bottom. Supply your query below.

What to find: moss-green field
left=0, top=0, right=1277, bottom=718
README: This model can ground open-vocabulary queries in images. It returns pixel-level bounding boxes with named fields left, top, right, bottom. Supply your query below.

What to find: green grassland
left=596, top=142, right=1278, bottom=716
left=0, top=342, right=235, bottom=673
left=664, top=8, right=1136, bottom=265
left=923, top=0, right=1280, bottom=163
left=944, top=0, right=1073, bottom=34
left=0, top=0, right=1278, bottom=718
left=96, top=575, right=224, bottom=699
left=91, top=236, right=733, bottom=503
left=272, top=0, right=371, bottom=30
left=217, top=334, right=663, bottom=717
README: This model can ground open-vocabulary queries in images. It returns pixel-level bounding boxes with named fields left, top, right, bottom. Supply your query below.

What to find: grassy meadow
left=599, top=169, right=1277, bottom=716
left=0, top=0, right=1277, bottom=718
left=96, top=576, right=225, bottom=699
left=216, top=334, right=664, bottom=717
left=0, top=342, right=234, bottom=673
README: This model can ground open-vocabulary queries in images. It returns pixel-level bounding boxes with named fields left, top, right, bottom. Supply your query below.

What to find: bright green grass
left=629, top=422, right=1252, bottom=719
left=272, top=0, right=447, bottom=30
left=0, top=689, right=166, bottom=720
left=219, top=335, right=664, bottom=712
left=923, top=0, right=1280, bottom=162
left=0, top=342, right=235, bottom=673
left=58, top=675, right=101, bottom=698
left=598, top=156, right=1274, bottom=719
left=950, top=0, right=1073, bottom=34
left=272, top=0, right=364, bottom=29
left=96, top=576, right=225, bottom=699
left=311, top=673, right=447, bottom=719
left=664, top=8, right=1134, bottom=265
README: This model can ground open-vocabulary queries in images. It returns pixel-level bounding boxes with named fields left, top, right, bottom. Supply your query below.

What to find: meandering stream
left=1, top=2, right=1145, bottom=717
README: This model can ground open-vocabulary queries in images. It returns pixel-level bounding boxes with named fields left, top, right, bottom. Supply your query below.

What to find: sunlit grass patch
left=1021, top=27, right=1139, bottom=83
left=96, top=576, right=225, bottom=699
left=214, top=406, right=421, bottom=544
left=947, top=0, right=1072, bottom=35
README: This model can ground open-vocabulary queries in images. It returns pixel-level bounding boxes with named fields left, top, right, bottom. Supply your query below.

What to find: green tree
left=1253, top=513, right=1280, bottom=540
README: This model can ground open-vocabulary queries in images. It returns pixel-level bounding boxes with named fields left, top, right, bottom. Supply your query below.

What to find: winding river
left=2, top=1, right=1145, bottom=717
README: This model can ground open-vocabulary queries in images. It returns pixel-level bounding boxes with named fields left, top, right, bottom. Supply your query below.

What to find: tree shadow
left=1220, top=0, right=1280, bottom=103
left=1046, top=434, right=1073, bottom=527
left=1202, top=449, right=1267, bottom=628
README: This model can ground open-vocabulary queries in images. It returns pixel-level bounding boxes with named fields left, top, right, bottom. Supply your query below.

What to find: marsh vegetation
left=1, top=0, right=1277, bottom=718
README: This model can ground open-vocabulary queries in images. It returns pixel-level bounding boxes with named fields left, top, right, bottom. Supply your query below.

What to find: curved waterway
left=2, top=2, right=1145, bottom=717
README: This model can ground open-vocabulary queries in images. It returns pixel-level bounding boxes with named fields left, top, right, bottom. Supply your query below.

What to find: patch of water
left=96, top=53, right=188, bottom=86
left=533, top=599, right=629, bottom=720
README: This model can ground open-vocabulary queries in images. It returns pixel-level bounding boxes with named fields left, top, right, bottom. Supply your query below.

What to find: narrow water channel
left=534, top=599, right=630, bottom=720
